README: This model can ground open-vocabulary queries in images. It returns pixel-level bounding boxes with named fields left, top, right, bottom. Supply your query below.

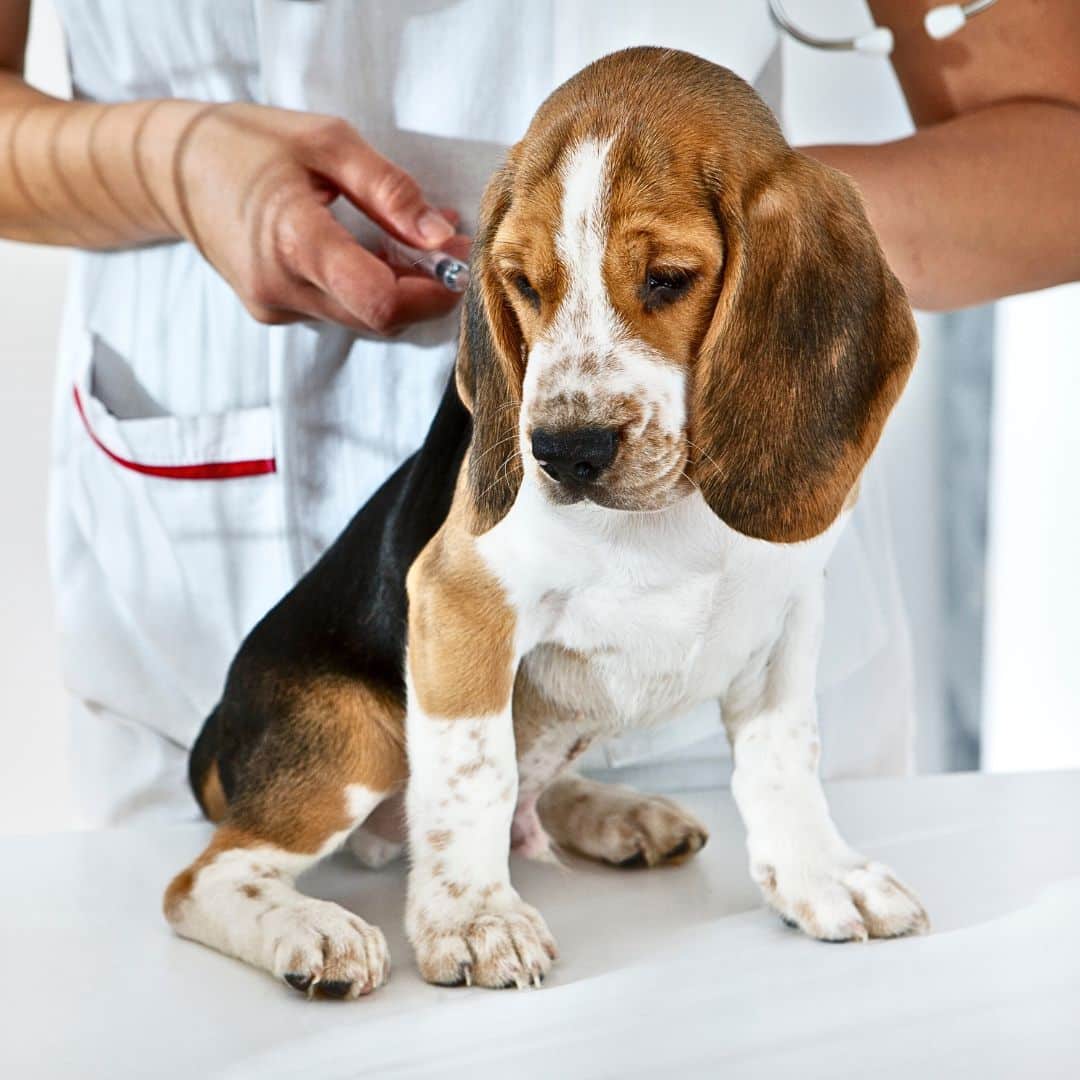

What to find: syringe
left=381, top=233, right=470, bottom=294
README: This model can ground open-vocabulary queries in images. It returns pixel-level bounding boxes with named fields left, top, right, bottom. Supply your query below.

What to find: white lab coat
left=48, top=0, right=914, bottom=827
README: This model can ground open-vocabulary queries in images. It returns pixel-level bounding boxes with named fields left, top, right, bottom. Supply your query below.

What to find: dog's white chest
left=547, top=573, right=746, bottom=723
left=481, top=487, right=835, bottom=732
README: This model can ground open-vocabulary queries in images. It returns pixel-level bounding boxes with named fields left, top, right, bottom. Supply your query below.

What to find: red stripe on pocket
left=73, top=386, right=277, bottom=480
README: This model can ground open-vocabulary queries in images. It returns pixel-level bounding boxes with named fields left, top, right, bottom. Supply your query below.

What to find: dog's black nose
left=531, top=427, right=618, bottom=484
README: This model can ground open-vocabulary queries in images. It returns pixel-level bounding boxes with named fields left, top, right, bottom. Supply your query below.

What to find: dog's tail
left=189, top=706, right=228, bottom=822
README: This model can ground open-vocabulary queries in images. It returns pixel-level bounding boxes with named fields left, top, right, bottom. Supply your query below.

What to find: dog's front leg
left=724, top=585, right=929, bottom=942
left=403, top=531, right=556, bottom=988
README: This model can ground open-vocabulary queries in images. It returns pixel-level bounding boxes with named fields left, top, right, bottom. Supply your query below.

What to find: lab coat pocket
left=65, top=335, right=293, bottom=737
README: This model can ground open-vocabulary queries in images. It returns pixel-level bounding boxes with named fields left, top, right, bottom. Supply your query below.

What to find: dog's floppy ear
left=691, top=151, right=917, bottom=543
left=455, top=160, right=524, bottom=533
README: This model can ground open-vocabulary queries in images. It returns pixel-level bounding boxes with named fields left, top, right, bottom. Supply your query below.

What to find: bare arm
left=0, top=0, right=467, bottom=333
left=803, top=0, right=1080, bottom=311
left=0, top=68, right=216, bottom=250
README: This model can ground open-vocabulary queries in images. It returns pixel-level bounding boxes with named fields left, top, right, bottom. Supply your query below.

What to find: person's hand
left=169, top=103, right=470, bottom=334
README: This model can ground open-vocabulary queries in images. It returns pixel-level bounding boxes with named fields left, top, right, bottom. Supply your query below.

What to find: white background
left=983, top=286, right=1080, bottom=770
left=1, top=1, right=1077, bottom=834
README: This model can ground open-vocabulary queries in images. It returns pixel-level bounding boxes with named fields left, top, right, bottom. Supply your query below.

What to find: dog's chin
left=539, top=475, right=691, bottom=514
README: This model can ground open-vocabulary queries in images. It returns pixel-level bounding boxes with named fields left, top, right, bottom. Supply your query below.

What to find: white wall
left=983, top=284, right=1080, bottom=770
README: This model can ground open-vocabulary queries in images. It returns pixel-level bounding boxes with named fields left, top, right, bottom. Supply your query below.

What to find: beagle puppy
left=164, top=47, right=925, bottom=998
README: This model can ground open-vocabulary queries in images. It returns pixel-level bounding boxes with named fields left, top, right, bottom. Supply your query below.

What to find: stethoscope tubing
left=767, top=0, right=1000, bottom=54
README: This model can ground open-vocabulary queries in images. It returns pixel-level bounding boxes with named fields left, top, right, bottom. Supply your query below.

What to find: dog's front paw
left=266, top=898, right=390, bottom=999
left=755, top=856, right=929, bottom=942
left=409, top=898, right=558, bottom=988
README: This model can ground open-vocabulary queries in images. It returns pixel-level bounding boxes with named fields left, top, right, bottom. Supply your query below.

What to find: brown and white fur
left=164, top=48, right=924, bottom=998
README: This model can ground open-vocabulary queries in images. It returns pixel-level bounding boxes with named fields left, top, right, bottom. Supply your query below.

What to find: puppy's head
left=458, top=47, right=917, bottom=540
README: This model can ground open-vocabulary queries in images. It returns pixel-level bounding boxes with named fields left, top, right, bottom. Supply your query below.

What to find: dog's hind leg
left=164, top=678, right=406, bottom=999
left=346, top=792, right=407, bottom=869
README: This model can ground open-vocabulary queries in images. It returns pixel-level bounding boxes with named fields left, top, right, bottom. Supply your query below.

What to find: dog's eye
left=642, top=267, right=695, bottom=312
left=512, top=273, right=541, bottom=310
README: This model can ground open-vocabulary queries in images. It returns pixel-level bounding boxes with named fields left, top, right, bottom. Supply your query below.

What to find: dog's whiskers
left=470, top=432, right=521, bottom=471
left=684, top=439, right=724, bottom=481
left=476, top=452, right=520, bottom=505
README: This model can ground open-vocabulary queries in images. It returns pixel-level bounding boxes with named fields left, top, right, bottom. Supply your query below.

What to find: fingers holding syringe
left=280, top=200, right=460, bottom=333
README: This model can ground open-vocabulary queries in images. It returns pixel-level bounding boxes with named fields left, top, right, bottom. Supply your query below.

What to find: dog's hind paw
left=538, top=776, right=708, bottom=868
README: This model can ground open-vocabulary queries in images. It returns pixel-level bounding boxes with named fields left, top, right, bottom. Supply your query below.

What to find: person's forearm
left=804, top=101, right=1080, bottom=312
left=0, top=71, right=204, bottom=248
